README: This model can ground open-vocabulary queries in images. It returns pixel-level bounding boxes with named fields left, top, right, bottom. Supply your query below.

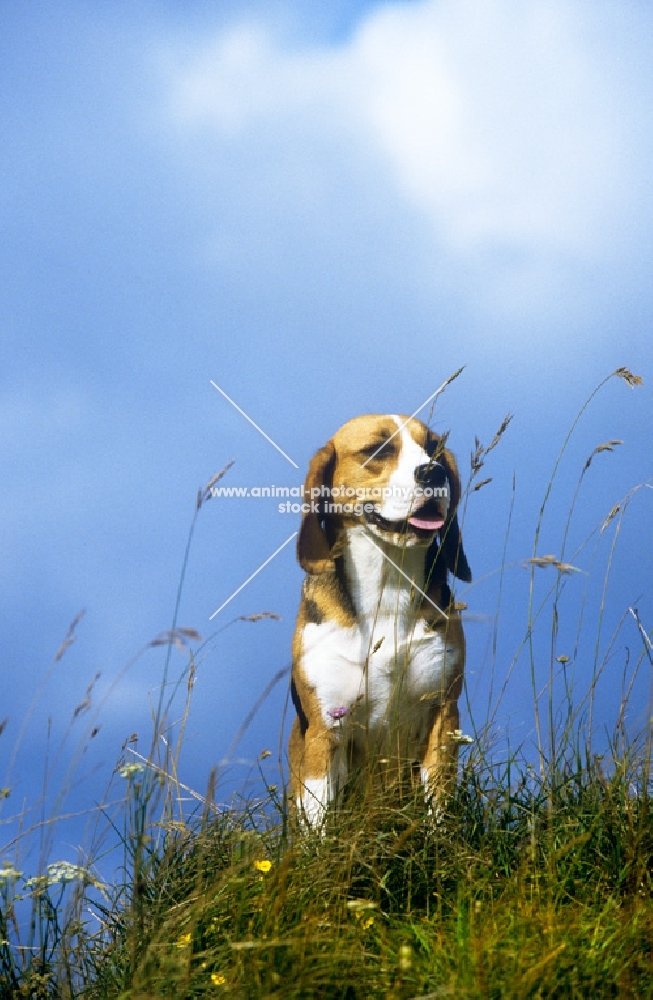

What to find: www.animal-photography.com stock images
left=2, top=2, right=652, bottom=997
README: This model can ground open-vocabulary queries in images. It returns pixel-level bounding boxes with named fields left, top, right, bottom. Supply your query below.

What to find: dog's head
left=297, top=414, right=471, bottom=582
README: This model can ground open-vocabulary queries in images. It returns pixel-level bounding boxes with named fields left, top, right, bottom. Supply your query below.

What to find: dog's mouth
left=365, top=501, right=446, bottom=538
left=407, top=512, right=446, bottom=531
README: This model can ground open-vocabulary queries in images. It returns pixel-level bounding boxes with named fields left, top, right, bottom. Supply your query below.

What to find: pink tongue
left=408, top=515, right=445, bottom=530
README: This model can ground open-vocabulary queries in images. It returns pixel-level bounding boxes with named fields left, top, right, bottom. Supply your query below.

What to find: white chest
left=300, top=528, right=461, bottom=739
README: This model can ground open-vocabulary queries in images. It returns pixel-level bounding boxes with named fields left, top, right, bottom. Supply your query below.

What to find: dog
left=288, top=413, right=471, bottom=826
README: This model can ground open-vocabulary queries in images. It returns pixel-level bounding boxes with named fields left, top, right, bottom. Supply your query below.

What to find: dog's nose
left=414, top=463, right=448, bottom=488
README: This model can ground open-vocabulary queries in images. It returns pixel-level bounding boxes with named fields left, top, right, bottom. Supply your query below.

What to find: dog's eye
left=359, top=441, right=395, bottom=460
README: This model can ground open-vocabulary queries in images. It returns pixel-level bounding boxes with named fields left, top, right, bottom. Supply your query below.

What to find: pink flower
left=328, top=706, right=349, bottom=720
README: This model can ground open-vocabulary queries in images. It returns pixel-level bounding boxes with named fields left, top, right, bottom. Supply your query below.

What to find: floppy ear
left=439, top=512, right=472, bottom=583
left=437, top=445, right=472, bottom=583
left=297, top=440, right=336, bottom=574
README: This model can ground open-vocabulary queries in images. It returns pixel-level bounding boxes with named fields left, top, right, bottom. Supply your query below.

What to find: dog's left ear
left=297, top=440, right=336, bottom=574
left=434, top=441, right=472, bottom=583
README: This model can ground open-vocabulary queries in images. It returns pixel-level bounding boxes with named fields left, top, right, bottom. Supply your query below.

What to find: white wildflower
left=0, top=863, right=23, bottom=887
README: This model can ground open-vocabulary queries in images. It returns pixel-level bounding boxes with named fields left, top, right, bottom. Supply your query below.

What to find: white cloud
left=167, top=25, right=331, bottom=131
left=350, top=0, right=626, bottom=257
left=156, top=0, right=651, bottom=324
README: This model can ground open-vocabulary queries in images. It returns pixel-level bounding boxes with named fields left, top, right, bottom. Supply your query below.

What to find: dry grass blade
left=149, top=628, right=202, bottom=650
left=594, top=439, right=623, bottom=453
left=613, top=367, right=643, bottom=388
left=583, top=439, right=623, bottom=472
left=440, top=366, right=465, bottom=391
left=470, top=414, right=512, bottom=477
left=470, top=436, right=484, bottom=474
left=238, top=613, right=281, bottom=623
left=54, top=609, right=86, bottom=662
left=426, top=367, right=465, bottom=422
left=177, top=627, right=202, bottom=640
left=523, top=555, right=581, bottom=574
left=485, top=413, right=513, bottom=456
left=197, top=459, right=235, bottom=510
left=73, top=672, right=101, bottom=719
left=601, top=504, right=621, bottom=532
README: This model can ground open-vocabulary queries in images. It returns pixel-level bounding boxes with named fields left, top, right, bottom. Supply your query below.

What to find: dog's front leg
left=289, top=716, right=347, bottom=829
left=420, top=698, right=461, bottom=809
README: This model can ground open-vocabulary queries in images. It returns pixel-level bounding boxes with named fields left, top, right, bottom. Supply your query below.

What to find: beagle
left=288, top=414, right=471, bottom=826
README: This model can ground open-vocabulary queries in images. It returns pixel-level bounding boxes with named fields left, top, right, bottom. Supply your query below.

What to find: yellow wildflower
left=399, top=944, right=413, bottom=970
left=253, top=859, right=272, bottom=873
left=175, top=932, right=191, bottom=949
left=211, top=972, right=226, bottom=986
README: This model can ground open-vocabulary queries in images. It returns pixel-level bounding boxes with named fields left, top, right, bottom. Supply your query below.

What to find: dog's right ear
left=435, top=443, right=472, bottom=584
left=297, top=440, right=336, bottom=574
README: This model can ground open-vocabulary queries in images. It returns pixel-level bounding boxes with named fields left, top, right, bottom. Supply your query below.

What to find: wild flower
left=253, top=859, right=272, bottom=873
left=346, top=899, right=377, bottom=912
left=0, top=863, right=23, bottom=886
left=118, top=762, right=145, bottom=780
left=175, top=932, right=192, bottom=949
left=211, top=972, right=226, bottom=986
left=327, top=706, right=349, bottom=721
left=399, top=944, right=413, bottom=971
left=24, top=862, right=93, bottom=890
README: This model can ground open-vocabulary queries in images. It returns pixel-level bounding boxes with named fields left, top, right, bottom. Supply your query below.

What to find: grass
left=1, top=367, right=652, bottom=998
left=74, top=741, right=652, bottom=999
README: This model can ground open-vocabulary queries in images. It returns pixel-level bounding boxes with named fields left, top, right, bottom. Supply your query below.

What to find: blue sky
left=2, top=0, right=652, bottom=874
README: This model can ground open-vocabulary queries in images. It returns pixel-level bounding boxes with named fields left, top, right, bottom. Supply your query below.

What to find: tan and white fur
left=288, top=414, right=471, bottom=826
